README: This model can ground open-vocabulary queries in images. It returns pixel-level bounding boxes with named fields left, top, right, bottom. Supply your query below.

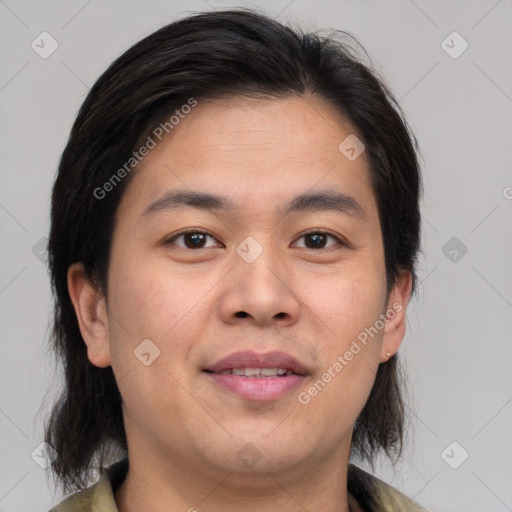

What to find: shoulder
left=48, top=459, right=427, bottom=512
left=348, top=463, right=429, bottom=512
left=48, top=459, right=128, bottom=512
left=47, top=476, right=114, bottom=512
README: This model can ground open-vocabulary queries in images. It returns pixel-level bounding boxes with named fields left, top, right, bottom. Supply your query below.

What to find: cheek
left=107, top=251, right=205, bottom=337
left=294, top=264, right=386, bottom=418
left=105, top=258, right=208, bottom=431
left=299, top=280, right=384, bottom=432
left=300, top=265, right=386, bottom=348
left=106, top=253, right=221, bottom=386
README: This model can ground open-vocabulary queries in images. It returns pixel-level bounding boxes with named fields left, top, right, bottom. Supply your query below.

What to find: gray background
left=1, top=0, right=511, bottom=510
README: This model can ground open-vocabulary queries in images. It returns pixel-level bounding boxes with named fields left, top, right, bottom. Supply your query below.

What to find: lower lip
left=206, top=373, right=306, bottom=401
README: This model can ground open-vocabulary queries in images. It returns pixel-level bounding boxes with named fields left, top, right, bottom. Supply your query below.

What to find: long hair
left=46, top=8, right=421, bottom=493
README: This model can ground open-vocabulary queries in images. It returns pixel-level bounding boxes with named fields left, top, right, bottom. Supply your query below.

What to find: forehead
left=116, top=94, right=376, bottom=224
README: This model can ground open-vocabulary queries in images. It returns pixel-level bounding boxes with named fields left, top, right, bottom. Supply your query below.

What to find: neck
left=115, top=446, right=356, bottom=512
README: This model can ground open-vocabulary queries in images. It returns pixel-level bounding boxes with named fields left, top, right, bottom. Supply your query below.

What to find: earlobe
left=380, top=271, right=413, bottom=362
left=67, top=262, right=111, bottom=368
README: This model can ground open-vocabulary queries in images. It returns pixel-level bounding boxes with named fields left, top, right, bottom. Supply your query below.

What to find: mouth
left=203, top=350, right=309, bottom=401
left=205, top=367, right=300, bottom=377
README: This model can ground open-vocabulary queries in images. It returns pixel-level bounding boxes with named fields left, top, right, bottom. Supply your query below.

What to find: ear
left=67, top=262, right=111, bottom=368
left=380, top=271, right=413, bottom=363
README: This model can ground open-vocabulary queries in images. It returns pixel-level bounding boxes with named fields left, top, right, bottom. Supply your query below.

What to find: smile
left=213, top=367, right=297, bottom=377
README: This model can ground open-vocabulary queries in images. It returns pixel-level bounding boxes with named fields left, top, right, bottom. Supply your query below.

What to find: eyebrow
left=142, top=188, right=365, bottom=221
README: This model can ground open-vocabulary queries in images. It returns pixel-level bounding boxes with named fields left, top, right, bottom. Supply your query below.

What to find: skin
left=68, top=94, right=412, bottom=512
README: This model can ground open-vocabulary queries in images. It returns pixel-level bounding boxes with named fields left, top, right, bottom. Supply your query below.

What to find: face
left=70, top=94, right=411, bottom=482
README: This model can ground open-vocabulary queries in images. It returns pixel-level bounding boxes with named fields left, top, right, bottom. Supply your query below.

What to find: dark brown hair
left=46, top=8, right=421, bottom=493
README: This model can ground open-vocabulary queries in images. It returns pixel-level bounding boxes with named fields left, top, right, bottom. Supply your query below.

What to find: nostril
left=236, top=311, right=249, bottom=318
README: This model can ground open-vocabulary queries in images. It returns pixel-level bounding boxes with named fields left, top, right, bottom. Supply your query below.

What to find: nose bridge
left=236, top=234, right=286, bottom=295
left=218, top=233, right=301, bottom=326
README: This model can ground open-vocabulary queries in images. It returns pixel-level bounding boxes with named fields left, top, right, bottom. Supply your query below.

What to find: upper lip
left=205, top=350, right=309, bottom=375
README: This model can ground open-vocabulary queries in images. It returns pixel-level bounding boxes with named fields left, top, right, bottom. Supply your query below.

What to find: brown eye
left=167, top=230, right=220, bottom=249
left=293, top=231, right=344, bottom=250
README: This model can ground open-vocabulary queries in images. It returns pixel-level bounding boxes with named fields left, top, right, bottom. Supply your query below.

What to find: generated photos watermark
left=298, top=301, right=402, bottom=405
left=93, top=97, right=197, bottom=200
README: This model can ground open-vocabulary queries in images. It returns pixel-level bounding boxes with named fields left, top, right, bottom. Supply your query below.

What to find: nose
left=217, top=243, right=301, bottom=328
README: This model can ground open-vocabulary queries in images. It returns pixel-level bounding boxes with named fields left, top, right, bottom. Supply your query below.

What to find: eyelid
left=165, top=228, right=222, bottom=248
left=165, top=228, right=348, bottom=250
left=292, top=229, right=347, bottom=250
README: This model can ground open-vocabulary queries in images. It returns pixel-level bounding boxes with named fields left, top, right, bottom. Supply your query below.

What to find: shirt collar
left=50, top=458, right=427, bottom=512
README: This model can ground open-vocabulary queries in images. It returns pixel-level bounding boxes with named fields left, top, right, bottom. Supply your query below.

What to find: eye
left=165, top=229, right=346, bottom=251
left=293, top=231, right=345, bottom=251
left=166, top=229, right=222, bottom=249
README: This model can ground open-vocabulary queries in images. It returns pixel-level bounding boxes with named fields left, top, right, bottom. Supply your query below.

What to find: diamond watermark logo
left=441, top=441, right=469, bottom=469
left=31, top=31, right=59, bottom=59
left=236, top=442, right=262, bottom=468
left=442, top=237, right=468, bottom=263
left=134, top=338, right=161, bottom=366
left=236, top=236, right=263, bottom=264
left=441, top=31, right=468, bottom=59
left=31, top=442, right=58, bottom=469
left=31, top=236, right=48, bottom=263
left=338, top=134, right=365, bottom=161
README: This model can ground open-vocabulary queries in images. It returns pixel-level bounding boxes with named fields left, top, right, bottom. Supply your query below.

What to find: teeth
left=244, top=367, right=261, bottom=377
left=217, top=367, right=294, bottom=377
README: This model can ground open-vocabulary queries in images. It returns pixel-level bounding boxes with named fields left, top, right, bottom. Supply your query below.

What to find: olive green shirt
left=49, top=458, right=428, bottom=511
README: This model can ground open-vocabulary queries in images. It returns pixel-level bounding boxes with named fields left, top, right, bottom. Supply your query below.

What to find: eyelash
left=165, top=228, right=347, bottom=252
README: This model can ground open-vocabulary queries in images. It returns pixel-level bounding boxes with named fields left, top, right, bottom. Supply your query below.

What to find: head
left=46, top=8, right=421, bottom=492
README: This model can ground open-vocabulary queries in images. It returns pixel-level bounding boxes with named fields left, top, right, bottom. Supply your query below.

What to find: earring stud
left=386, top=351, right=391, bottom=358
